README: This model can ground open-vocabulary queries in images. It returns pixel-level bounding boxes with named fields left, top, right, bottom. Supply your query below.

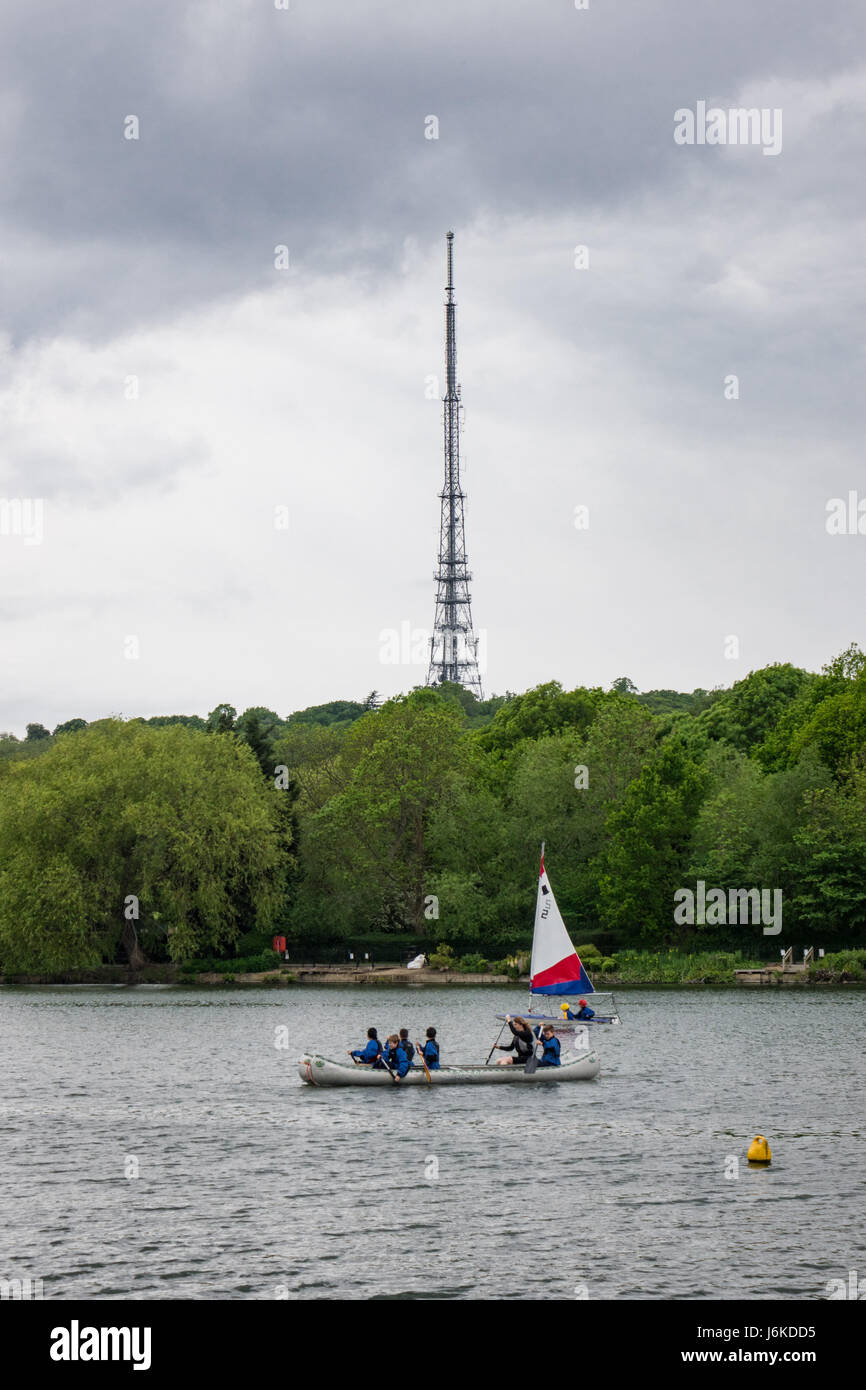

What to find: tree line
left=2, top=647, right=865, bottom=972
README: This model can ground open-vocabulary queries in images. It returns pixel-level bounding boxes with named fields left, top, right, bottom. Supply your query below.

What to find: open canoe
left=298, top=1049, right=600, bottom=1087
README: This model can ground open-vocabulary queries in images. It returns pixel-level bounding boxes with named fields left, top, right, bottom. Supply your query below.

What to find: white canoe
left=298, top=1050, right=600, bottom=1087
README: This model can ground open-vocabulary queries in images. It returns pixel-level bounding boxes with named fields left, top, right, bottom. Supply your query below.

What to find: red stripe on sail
left=532, top=954, right=582, bottom=988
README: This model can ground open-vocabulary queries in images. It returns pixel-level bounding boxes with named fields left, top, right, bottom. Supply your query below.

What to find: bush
left=178, top=951, right=281, bottom=975
left=428, top=943, right=455, bottom=970
left=457, top=952, right=489, bottom=974
left=575, top=943, right=603, bottom=963
left=609, top=949, right=764, bottom=983
left=234, top=930, right=277, bottom=956
left=490, top=955, right=524, bottom=979
left=808, top=949, right=866, bottom=981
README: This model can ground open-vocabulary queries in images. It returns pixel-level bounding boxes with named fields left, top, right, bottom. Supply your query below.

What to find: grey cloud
left=1, top=1, right=863, bottom=341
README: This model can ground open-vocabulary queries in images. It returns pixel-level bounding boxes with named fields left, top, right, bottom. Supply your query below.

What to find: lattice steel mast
left=426, top=231, right=483, bottom=697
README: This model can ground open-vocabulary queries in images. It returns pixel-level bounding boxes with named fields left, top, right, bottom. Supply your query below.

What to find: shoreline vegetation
left=3, top=947, right=865, bottom=989
left=3, top=653, right=866, bottom=978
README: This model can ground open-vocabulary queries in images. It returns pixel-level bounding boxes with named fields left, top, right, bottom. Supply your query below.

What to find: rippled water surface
left=1, top=984, right=863, bottom=1300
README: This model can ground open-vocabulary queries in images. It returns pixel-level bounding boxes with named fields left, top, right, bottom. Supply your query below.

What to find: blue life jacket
left=351, top=1038, right=381, bottom=1064
left=422, top=1038, right=440, bottom=1070
left=386, top=1042, right=410, bottom=1078
left=539, top=1035, right=561, bottom=1067
left=400, top=1039, right=415, bottom=1063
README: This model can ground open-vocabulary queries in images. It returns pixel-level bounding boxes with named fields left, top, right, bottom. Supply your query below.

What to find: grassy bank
left=4, top=948, right=866, bottom=989
left=3, top=947, right=865, bottom=988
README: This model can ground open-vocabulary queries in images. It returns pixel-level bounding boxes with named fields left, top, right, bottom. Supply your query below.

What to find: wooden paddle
left=414, top=1042, right=432, bottom=1084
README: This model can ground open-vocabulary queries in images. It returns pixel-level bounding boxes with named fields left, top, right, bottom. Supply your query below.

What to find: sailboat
left=497, top=844, right=620, bottom=1029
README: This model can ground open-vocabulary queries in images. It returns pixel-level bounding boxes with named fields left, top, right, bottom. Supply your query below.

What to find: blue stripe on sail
left=532, top=965, right=595, bottom=995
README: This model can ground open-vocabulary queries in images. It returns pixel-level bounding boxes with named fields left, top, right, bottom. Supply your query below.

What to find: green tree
left=0, top=720, right=289, bottom=972
left=25, top=723, right=51, bottom=741
left=698, top=663, right=811, bottom=757
left=144, top=714, right=206, bottom=731
left=478, top=681, right=605, bottom=759
left=207, top=703, right=236, bottom=734
left=598, top=735, right=708, bottom=941
left=689, top=746, right=766, bottom=886
left=789, top=772, right=866, bottom=934
left=295, top=690, right=475, bottom=935
left=498, top=698, right=658, bottom=936
left=53, top=718, right=88, bottom=736
left=236, top=706, right=283, bottom=777
left=285, top=699, right=367, bottom=729
left=787, top=670, right=866, bottom=776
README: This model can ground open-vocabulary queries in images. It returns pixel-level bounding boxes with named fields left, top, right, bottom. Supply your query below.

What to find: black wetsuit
left=498, top=1022, right=534, bottom=1064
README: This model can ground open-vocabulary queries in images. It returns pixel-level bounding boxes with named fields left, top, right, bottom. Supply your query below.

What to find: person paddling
left=537, top=1024, right=561, bottom=1067
left=495, top=1014, right=535, bottom=1066
left=384, top=1034, right=410, bottom=1079
left=349, top=1028, right=383, bottom=1066
left=420, top=1026, right=440, bottom=1070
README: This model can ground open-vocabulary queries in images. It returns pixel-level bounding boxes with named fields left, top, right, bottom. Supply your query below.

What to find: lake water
left=0, top=984, right=863, bottom=1300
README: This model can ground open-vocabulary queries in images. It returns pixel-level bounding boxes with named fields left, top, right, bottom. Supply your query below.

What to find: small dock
left=735, top=947, right=813, bottom=986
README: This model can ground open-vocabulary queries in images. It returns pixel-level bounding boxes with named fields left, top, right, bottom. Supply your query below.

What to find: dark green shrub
left=428, top=943, right=455, bottom=969
left=457, top=952, right=489, bottom=973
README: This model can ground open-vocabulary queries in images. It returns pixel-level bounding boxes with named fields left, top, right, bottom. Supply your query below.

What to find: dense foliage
left=3, top=645, right=866, bottom=971
left=0, top=721, right=289, bottom=971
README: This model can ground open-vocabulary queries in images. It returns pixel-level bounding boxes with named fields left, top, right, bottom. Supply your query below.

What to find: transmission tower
left=426, top=231, right=483, bottom=698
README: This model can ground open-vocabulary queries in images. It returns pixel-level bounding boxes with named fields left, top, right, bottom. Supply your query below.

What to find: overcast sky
left=1, top=0, right=864, bottom=734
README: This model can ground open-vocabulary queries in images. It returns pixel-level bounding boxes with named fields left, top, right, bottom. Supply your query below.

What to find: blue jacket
left=422, top=1039, right=440, bottom=1070
left=351, top=1039, right=382, bottom=1064
left=385, top=1042, right=410, bottom=1078
left=400, top=1039, right=415, bottom=1064
left=566, top=1005, right=595, bottom=1020
left=538, top=1035, right=561, bottom=1067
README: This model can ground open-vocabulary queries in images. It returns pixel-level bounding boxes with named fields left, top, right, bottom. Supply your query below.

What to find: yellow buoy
left=747, top=1134, right=772, bottom=1164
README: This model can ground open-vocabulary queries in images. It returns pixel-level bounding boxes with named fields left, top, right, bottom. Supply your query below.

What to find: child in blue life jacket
left=350, top=1028, right=383, bottom=1066
left=398, top=1029, right=416, bottom=1065
left=420, top=1027, right=440, bottom=1070
left=563, top=997, right=595, bottom=1021
left=537, top=1024, right=561, bottom=1067
left=384, top=1034, right=410, bottom=1078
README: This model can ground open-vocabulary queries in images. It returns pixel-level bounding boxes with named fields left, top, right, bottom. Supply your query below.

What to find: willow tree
left=0, top=719, right=290, bottom=971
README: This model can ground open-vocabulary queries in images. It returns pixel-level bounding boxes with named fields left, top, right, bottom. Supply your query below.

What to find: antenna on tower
left=426, top=231, right=483, bottom=699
